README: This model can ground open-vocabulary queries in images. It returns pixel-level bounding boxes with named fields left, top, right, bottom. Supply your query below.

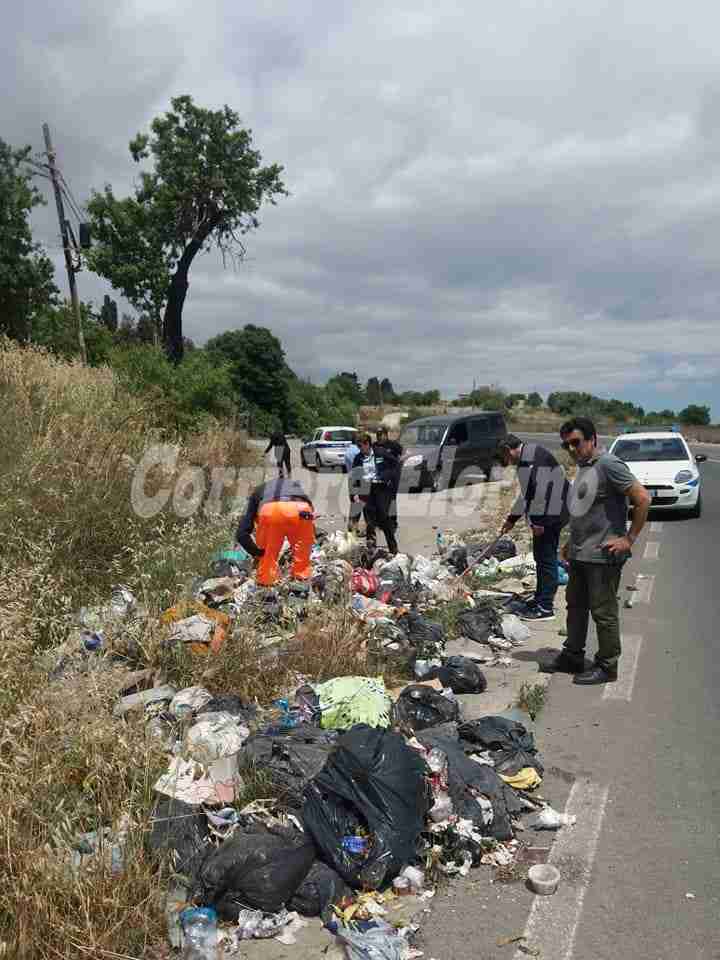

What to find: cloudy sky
left=5, top=0, right=720, bottom=415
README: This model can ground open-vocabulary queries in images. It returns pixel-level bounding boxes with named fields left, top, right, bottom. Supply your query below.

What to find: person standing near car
left=264, top=430, right=291, bottom=478
left=375, top=427, right=403, bottom=534
left=499, top=435, right=570, bottom=621
left=351, top=433, right=399, bottom=554
left=554, top=417, right=650, bottom=685
left=344, top=435, right=362, bottom=531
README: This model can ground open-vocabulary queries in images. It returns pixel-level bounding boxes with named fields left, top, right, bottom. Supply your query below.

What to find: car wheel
left=689, top=492, right=702, bottom=518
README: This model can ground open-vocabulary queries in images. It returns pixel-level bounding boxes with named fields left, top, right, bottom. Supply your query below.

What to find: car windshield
left=613, top=438, right=688, bottom=462
left=323, top=430, right=355, bottom=442
left=400, top=422, right=449, bottom=446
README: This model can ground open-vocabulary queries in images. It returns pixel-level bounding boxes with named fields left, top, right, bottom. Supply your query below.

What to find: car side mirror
left=695, top=453, right=707, bottom=463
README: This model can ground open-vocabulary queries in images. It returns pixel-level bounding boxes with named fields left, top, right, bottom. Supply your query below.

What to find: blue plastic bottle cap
left=180, top=906, right=217, bottom=926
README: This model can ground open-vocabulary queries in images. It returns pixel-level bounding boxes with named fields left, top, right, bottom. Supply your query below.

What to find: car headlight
left=404, top=455, right=423, bottom=468
left=674, top=470, right=695, bottom=483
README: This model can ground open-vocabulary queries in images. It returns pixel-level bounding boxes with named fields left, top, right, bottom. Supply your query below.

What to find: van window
left=469, top=418, right=490, bottom=440
left=400, top=422, right=449, bottom=445
left=448, top=422, right=468, bottom=444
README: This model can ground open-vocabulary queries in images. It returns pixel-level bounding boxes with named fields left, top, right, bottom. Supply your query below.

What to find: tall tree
left=206, top=324, right=290, bottom=424
left=100, top=294, right=118, bottom=331
left=678, top=404, right=710, bottom=426
left=366, top=376, right=382, bottom=405
left=380, top=377, right=395, bottom=403
left=526, top=391, right=543, bottom=408
left=326, top=371, right=364, bottom=405
left=0, top=138, right=57, bottom=341
left=87, top=96, right=286, bottom=362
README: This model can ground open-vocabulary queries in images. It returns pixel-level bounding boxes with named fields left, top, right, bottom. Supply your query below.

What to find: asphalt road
left=420, top=457, right=720, bottom=960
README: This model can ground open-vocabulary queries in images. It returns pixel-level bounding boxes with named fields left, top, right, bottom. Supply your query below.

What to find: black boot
left=573, top=665, right=617, bottom=685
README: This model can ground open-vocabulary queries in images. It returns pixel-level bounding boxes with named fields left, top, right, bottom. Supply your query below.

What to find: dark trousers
left=362, top=485, right=398, bottom=553
left=348, top=494, right=363, bottom=531
left=532, top=525, right=560, bottom=611
left=276, top=448, right=291, bottom=477
left=564, top=561, right=622, bottom=671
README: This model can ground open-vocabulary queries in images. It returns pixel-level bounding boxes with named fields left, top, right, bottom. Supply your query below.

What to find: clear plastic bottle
left=180, top=907, right=218, bottom=960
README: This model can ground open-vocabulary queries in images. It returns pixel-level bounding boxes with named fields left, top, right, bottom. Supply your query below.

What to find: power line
left=60, top=184, right=83, bottom=225
left=58, top=172, right=87, bottom=221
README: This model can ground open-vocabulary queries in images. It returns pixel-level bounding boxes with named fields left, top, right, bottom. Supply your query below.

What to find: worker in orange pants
left=236, top=478, right=315, bottom=586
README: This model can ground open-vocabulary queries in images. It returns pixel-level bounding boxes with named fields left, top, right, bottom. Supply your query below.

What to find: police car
left=300, top=426, right=358, bottom=471
left=608, top=430, right=706, bottom=517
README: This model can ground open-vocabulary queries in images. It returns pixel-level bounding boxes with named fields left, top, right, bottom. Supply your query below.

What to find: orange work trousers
left=255, top=500, right=315, bottom=586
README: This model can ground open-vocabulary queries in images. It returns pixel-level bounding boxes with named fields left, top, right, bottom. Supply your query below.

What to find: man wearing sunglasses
left=555, top=417, right=650, bottom=684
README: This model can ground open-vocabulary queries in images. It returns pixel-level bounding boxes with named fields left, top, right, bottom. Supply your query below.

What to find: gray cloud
left=4, top=0, right=720, bottom=414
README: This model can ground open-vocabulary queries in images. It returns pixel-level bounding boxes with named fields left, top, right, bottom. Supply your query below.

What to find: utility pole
left=43, top=123, right=87, bottom=364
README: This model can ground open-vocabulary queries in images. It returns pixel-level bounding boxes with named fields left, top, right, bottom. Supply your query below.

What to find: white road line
left=603, top=634, right=643, bottom=702
left=643, top=541, right=660, bottom=560
left=649, top=521, right=664, bottom=533
left=512, top=780, right=609, bottom=960
left=635, top=574, right=655, bottom=603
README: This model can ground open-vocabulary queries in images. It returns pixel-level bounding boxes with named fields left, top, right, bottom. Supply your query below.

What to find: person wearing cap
left=236, top=477, right=315, bottom=586
left=499, top=434, right=570, bottom=621
left=375, top=427, right=403, bottom=534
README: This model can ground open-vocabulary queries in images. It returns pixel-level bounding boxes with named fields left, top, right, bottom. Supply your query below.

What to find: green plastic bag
left=314, top=676, right=392, bottom=730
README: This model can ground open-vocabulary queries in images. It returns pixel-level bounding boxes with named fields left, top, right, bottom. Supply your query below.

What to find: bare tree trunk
left=162, top=266, right=189, bottom=363
left=161, top=216, right=219, bottom=363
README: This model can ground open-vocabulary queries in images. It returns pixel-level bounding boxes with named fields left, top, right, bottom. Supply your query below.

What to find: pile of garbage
left=48, top=529, right=575, bottom=959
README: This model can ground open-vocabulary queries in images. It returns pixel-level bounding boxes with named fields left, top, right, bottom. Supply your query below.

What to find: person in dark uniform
left=375, top=427, right=403, bottom=534
left=264, top=431, right=292, bottom=477
left=351, top=433, right=399, bottom=554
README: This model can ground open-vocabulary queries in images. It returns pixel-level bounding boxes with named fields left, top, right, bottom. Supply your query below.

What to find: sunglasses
left=562, top=438, right=583, bottom=450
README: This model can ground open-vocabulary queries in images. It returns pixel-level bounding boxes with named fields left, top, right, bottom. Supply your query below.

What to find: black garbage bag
left=289, top=860, right=352, bottom=919
left=196, top=822, right=315, bottom=918
left=426, top=656, right=487, bottom=694
left=302, top=725, right=432, bottom=889
left=398, top=611, right=445, bottom=658
left=416, top=729, right=521, bottom=840
left=458, top=715, right=543, bottom=777
left=456, top=602, right=504, bottom=644
left=148, top=796, right=211, bottom=885
left=393, top=685, right=460, bottom=730
left=197, top=694, right=255, bottom=721
left=446, top=545, right=469, bottom=573
left=241, top=725, right=337, bottom=810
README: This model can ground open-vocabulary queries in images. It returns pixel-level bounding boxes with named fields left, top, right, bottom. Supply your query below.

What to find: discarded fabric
left=315, top=676, right=392, bottom=730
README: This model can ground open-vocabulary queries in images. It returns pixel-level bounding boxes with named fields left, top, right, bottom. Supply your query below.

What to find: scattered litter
left=525, top=806, right=576, bottom=830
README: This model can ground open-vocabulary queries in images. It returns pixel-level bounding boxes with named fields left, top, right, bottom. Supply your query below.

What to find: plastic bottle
left=436, top=530, right=445, bottom=555
left=180, top=907, right=218, bottom=960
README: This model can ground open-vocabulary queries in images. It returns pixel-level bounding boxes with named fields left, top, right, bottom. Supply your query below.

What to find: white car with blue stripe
left=608, top=431, right=706, bottom=517
left=300, top=426, right=358, bottom=470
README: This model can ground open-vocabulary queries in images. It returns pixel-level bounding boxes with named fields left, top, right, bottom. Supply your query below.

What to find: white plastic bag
left=501, top=614, right=531, bottom=644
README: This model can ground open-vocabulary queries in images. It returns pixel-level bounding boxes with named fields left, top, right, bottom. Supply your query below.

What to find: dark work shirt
left=236, top=479, right=312, bottom=557
left=508, top=443, right=569, bottom=528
